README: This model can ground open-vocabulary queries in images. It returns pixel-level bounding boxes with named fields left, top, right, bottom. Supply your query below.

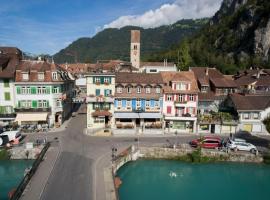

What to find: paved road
left=34, top=112, right=196, bottom=200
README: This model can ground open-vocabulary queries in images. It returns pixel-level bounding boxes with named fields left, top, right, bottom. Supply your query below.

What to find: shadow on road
left=235, top=131, right=270, bottom=149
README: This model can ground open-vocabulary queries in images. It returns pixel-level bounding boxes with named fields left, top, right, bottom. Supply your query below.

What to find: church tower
left=130, top=30, right=140, bottom=69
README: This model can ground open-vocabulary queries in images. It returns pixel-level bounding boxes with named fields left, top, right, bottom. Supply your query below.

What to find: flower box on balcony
left=95, top=82, right=100, bottom=85
left=104, top=82, right=109, bottom=85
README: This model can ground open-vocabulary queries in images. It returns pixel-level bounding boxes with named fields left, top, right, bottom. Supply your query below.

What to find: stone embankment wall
left=139, top=146, right=263, bottom=163
left=9, top=145, right=44, bottom=159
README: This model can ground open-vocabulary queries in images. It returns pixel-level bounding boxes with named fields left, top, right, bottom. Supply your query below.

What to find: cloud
left=104, top=0, right=222, bottom=29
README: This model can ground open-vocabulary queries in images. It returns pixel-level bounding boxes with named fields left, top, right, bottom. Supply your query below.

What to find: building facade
left=14, top=60, right=75, bottom=127
left=161, top=72, right=199, bottom=133
left=0, top=47, right=21, bottom=125
left=114, top=72, right=163, bottom=134
left=86, top=73, right=115, bottom=129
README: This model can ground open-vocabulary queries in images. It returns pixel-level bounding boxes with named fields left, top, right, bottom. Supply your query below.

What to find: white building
left=14, top=60, right=75, bottom=127
left=140, top=61, right=177, bottom=73
left=86, top=73, right=115, bottom=129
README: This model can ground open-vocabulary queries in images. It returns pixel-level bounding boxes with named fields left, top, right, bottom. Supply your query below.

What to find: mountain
left=156, top=0, right=270, bottom=74
left=53, top=19, right=208, bottom=64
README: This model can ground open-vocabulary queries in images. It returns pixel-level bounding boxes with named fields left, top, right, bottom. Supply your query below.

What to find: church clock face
left=133, top=50, right=137, bottom=55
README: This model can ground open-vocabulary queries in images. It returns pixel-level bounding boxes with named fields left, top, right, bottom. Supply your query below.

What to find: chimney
left=206, top=67, right=209, bottom=76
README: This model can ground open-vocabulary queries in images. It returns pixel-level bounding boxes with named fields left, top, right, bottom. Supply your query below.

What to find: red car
left=190, top=136, right=221, bottom=149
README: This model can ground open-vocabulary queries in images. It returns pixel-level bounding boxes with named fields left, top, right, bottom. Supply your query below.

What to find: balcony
left=174, top=101, right=188, bottom=107
left=86, top=95, right=114, bottom=103
left=15, top=107, right=52, bottom=113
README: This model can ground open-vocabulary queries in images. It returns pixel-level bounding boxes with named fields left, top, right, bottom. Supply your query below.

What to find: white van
left=0, top=130, right=22, bottom=142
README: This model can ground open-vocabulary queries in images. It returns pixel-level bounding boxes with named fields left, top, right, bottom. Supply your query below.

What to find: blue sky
left=0, top=0, right=222, bottom=55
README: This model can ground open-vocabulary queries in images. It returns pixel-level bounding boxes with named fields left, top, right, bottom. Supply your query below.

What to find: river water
left=117, top=160, right=270, bottom=200
left=0, top=160, right=33, bottom=200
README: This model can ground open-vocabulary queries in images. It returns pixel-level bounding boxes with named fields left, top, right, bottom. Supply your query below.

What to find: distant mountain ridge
left=155, top=0, right=270, bottom=74
left=53, top=19, right=208, bottom=64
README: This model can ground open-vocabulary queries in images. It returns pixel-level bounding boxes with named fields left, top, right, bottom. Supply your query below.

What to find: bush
left=263, top=117, right=270, bottom=134
left=0, top=149, right=10, bottom=160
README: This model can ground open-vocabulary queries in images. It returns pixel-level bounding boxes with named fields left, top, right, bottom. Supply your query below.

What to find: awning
left=114, top=112, right=162, bottom=119
left=92, top=110, right=112, bottom=117
left=138, top=113, right=162, bottom=119
left=114, top=112, right=139, bottom=119
left=15, top=113, right=48, bottom=124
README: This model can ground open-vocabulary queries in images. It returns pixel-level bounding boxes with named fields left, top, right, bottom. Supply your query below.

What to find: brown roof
left=210, top=77, right=237, bottom=88
left=198, top=92, right=216, bottom=101
left=59, top=63, right=96, bottom=74
left=0, top=47, right=22, bottom=78
left=234, top=69, right=270, bottom=87
left=161, top=71, right=199, bottom=93
left=92, top=110, right=112, bottom=117
left=115, top=72, right=163, bottom=84
left=16, top=60, right=73, bottom=82
left=230, top=94, right=270, bottom=111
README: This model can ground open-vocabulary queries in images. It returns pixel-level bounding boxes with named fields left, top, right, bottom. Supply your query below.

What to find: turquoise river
left=0, top=160, right=33, bottom=200
left=117, top=160, right=270, bottom=200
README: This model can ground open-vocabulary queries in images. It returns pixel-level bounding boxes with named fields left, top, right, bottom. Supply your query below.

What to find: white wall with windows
left=0, top=78, right=16, bottom=115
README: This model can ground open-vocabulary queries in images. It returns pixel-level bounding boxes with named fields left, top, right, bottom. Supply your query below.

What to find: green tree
left=178, top=40, right=192, bottom=71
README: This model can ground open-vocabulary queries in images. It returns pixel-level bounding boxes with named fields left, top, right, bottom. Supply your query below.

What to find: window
left=22, top=73, right=29, bottom=80
left=176, top=83, right=187, bottom=90
left=189, top=94, right=194, bottom=101
left=118, top=100, right=122, bottom=107
left=127, top=100, right=131, bottom=107
left=26, top=87, right=31, bottom=94
left=104, top=89, right=111, bottom=97
left=189, top=107, right=194, bottom=115
left=104, top=77, right=110, bottom=84
left=146, top=87, right=151, bottom=94
left=155, top=101, right=159, bottom=107
left=37, top=100, right=48, bottom=108
left=94, top=77, right=100, bottom=83
left=56, top=99, right=62, bottom=107
left=178, top=95, right=184, bottom=102
left=116, top=86, right=122, bottom=93
left=95, top=89, right=100, bottom=96
left=21, top=100, right=31, bottom=108
left=127, top=87, right=132, bottom=93
left=156, top=87, right=161, bottom=94
left=38, top=72, right=44, bottom=80
left=149, top=69, right=157, bottom=73
left=134, top=45, right=137, bottom=50
left=4, top=92, right=10, bottom=101
left=136, top=99, right=141, bottom=107
left=167, top=95, right=172, bottom=101
left=253, top=113, right=259, bottom=119
left=137, top=86, right=141, bottom=94
left=146, top=100, right=150, bottom=107
left=37, top=86, right=47, bottom=94
left=4, top=79, right=9, bottom=87
left=243, top=113, right=250, bottom=120
left=52, top=72, right=58, bottom=80
left=167, top=106, right=172, bottom=114
left=52, top=86, right=59, bottom=93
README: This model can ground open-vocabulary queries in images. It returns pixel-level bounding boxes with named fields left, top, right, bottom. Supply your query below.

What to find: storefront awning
left=114, top=112, right=162, bottom=119
left=114, top=112, right=139, bottom=119
left=139, top=113, right=162, bottom=119
left=15, top=113, right=48, bottom=124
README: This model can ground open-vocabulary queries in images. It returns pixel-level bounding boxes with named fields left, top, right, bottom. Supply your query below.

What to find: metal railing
left=15, top=107, right=52, bottom=112
left=10, top=142, right=51, bottom=200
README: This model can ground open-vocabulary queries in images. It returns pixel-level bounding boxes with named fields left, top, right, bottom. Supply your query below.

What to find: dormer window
left=137, top=86, right=141, bottom=94
left=22, top=72, right=29, bottom=80
left=38, top=72, right=44, bottom=80
left=146, top=86, right=151, bottom=94
left=116, top=86, right=122, bottom=93
left=127, top=87, right=132, bottom=93
left=52, top=72, right=58, bottom=80
left=176, top=83, right=187, bottom=91
left=156, top=87, right=161, bottom=94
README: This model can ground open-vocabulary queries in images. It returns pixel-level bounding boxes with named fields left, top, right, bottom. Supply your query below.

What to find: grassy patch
left=0, top=149, right=11, bottom=160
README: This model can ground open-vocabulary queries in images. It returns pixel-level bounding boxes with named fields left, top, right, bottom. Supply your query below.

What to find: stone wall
left=9, top=145, right=43, bottom=159
left=139, top=146, right=263, bottom=163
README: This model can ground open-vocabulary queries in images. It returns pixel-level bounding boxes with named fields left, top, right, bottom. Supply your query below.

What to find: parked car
left=0, top=130, right=22, bottom=143
left=227, top=138, right=257, bottom=153
left=190, top=136, right=222, bottom=149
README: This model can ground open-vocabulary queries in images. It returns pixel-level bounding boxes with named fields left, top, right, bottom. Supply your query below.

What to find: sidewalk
left=20, top=145, right=60, bottom=200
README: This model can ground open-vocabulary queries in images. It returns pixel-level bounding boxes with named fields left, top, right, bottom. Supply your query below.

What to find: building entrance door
left=136, top=118, right=140, bottom=127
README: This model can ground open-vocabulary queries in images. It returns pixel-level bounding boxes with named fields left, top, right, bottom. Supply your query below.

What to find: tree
left=178, top=40, right=192, bottom=71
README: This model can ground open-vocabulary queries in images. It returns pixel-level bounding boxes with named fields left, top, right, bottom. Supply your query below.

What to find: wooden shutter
left=31, top=87, right=36, bottom=94
left=32, top=100, right=37, bottom=108
left=17, top=87, right=21, bottom=94
left=167, top=106, right=171, bottom=114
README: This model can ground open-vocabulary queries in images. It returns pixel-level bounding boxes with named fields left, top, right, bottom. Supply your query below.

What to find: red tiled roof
left=210, top=77, right=237, bottom=88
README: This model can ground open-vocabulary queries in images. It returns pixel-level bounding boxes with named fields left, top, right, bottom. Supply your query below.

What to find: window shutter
left=46, top=87, right=50, bottom=94
left=193, top=108, right=196, bottom=115
left=167, top=106, right=171, bottom=114
left=186, top=107, right=189, bottom=114
left=172, top=95, right=174, bottom=101
left=31, top=87, right=36, bottom=94
left=101, top=77, right=104, bottom=84
left=18, top=101, right=21, bottom=108
left=173, top=84, right=176, bottom=90
left=32, top=100, right=37, bottom=108
left=17, top=87, right=21, bottom=94
left=114, top=100, right=118, bottom=108
left=46, top=100, right=49, bottom=107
